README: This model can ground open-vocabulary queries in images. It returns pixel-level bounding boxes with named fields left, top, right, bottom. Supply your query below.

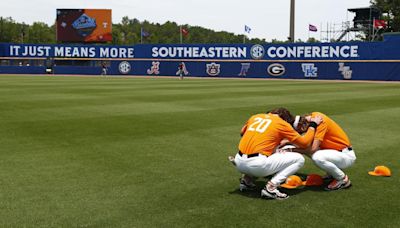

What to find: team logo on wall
left=250, top=44, right=265, bottom=60
left=302, top=63, right=318, bottom=78
left=176, top=62, right=189, bottom=76
left=338, top=63, right=352, bottom=79
left=267, top=63, right=285, bottom=76
left=118, top=61, right=131, bottom=74
left=206, top=62, right=220, bottom=76
left=147, top=61, right=160, bottom=75
left=238, top=63, right=251, bottom=76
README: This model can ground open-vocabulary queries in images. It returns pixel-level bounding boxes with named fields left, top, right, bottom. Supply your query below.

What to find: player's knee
left=293, top=153, right=305, bottom=167
left=312, top=152, right=326, bottom=166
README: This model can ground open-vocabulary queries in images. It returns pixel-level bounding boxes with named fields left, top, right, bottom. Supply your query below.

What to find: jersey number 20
left=248, top=117, right=272, bottom=133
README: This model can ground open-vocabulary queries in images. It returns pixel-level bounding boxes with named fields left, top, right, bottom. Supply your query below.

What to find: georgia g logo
left=250, top=44, right=265, bottom=60
left=267, top=63, right=285, bottom=76
left=118, top=61, right=131, bottom=74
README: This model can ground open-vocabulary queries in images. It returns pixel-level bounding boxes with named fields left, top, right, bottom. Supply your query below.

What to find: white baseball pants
left=234, top=151, right=305, bottom=185
left=311, top=147, right=356, bottom=180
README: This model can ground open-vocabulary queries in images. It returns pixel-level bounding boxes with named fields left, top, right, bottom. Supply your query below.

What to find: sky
left=0, top=0, right=371, bottom=41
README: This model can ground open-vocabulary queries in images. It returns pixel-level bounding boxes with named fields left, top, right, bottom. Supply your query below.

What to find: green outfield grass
left=0, top=75, right=399, bottom=227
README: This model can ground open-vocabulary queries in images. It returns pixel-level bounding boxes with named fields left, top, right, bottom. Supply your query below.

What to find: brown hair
left=269, top=107, right=295, bottom=124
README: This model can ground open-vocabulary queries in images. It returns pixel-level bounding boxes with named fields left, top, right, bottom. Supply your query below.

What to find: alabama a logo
left=302, top=63, right=318, bottom=78
left=147, top=61, right=160, bottom=75
left=238, top=63, right=251, bottom=76
left=118, top=61, right=131, bottom=74
left=206, top=62, right=220, bottom=76
left=338, top=63, right=352, bottom=79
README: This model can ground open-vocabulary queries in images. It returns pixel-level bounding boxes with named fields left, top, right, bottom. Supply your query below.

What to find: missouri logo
left=267, top=63, right=285, bottom=76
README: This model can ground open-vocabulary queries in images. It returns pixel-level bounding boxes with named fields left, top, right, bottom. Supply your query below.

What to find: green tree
left=371, top=0, right=400, bottom=32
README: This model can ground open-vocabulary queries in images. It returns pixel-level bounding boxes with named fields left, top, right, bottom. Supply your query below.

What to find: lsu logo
left=267, top=63, right=285, bottom=76
left=338, top=63, right=352, bottom=79
left=302, top=63, right=318, bottom=78
left=206, top=62, right=220, bottom=76
left=250, top=44, right=265, bottom=60
left=147, top=61, right=160, bottom=75
left=118, top=61, right=131, bottom=74
left=238, top=63, right=251, bottom=76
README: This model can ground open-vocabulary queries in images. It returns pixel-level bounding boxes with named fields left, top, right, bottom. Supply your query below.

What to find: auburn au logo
left=206, top=62, right=220, bottom=76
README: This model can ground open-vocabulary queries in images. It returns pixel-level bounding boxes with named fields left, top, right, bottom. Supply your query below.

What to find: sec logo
left=118, top=61, right=131, bottom=74
left=250, top=44, right=265, bottom=60
left=267, top=63, right=285, bottom=76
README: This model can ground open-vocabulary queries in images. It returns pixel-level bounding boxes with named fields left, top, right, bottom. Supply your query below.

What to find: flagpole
left=180, top=25, right=183, bottom=44
left=372, top=18, right=375, bottom=41
left=141, top=27, right=143, bottom=44
left=308, top=23, right=310, bottom=41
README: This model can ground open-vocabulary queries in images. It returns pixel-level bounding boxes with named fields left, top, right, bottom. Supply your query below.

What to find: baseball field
left=0, top=75, right=398, bottom=227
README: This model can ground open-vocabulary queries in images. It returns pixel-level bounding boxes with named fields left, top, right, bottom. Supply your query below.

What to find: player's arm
left=285, top=116, right=323, bottom=148
left=291, top=139, right=321, bottom=157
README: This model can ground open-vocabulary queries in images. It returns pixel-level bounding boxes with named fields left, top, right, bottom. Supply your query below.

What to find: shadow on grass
left=228, top=173, right=332, bottom=199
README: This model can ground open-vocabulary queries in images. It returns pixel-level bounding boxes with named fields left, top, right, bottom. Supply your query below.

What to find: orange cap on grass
left=302, top=174, right=324, bottom=186
left=368, top=166, right=391, bottom=177
left=281, top=175, right=303, bottom=189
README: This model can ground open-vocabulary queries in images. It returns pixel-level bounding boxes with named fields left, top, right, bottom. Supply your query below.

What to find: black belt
left=238, top=151, right=259, bottom=158
left=343, top=147, right=353, bottom=151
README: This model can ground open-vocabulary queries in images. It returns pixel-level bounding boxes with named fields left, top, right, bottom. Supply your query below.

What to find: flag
left=181, top=27, right=189, bottom=36
left=244, top=25, right=251, bottom=34
left=141, top=28, right=150, bottom=37
left=373, top=19, right=387, bottom=29
left=309, top=24, right=318, bottom=32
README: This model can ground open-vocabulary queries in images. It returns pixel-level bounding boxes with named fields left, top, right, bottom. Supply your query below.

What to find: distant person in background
left=45, top=57, right=54, bottom=74
left=291, top=112, right=356, bottom=191
left=176, top=62, right=188, bottom=80
left=101, top=61, right=108, bottom=76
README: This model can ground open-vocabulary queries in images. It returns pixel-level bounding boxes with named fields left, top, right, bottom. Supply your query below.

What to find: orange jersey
left=311, top=112, right=351, bottom=150
left=239, top=113, right=315, bottom=156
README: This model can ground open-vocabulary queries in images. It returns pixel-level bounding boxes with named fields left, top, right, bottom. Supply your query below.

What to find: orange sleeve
left=314, top=122, right=328, bottom=142
left=292, top=127, right=316, bottom=148
left=278, top=120, right=315, bottom=148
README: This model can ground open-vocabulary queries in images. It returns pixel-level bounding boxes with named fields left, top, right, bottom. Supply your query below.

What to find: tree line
left=0, top=16, right=267, bottom=44
left=0, top=1, right=398, bottom=45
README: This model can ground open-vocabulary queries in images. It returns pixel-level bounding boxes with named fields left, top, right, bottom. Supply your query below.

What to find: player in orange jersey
left=234, top=108, right=323, bottom=200
left=292, top=112, right=356, bottom=191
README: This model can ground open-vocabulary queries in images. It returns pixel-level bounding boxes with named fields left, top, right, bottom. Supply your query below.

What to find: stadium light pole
left=289, top=0, right=295, bottom=42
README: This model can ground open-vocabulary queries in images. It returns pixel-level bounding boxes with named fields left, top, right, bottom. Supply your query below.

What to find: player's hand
left=310, top=115, right=323, bottom=125
left=279, top=139, right=290, bottom=147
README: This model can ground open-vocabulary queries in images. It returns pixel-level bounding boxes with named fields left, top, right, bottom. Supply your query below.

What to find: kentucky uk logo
left=302, top=63, right=318, bottom=77
left=206, top=62, right=220, bottom=76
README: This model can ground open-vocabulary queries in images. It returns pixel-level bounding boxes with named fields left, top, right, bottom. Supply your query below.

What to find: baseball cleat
left=261, top=183, right=289, bottom=200
left=239, top=178, right=256, bottom=192
left=325, top=175, right=352, bottom=191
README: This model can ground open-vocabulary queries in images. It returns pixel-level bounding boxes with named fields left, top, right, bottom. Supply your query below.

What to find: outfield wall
left=1, top=34, right=400, bottom=80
